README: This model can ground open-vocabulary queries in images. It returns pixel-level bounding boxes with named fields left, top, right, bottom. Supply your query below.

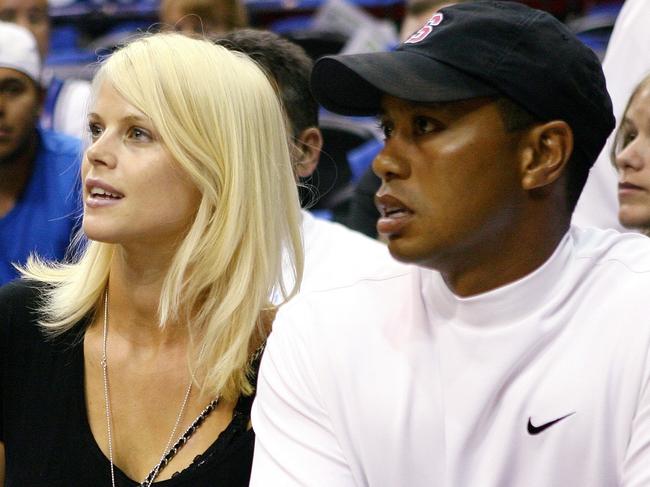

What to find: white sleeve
left=621, top=345, right=650, bottom=487
left=250, top=299, right=357, bottom=487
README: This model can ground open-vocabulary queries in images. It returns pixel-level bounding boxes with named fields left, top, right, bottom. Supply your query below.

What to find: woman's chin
left=619, top=211, right=650, bottom=233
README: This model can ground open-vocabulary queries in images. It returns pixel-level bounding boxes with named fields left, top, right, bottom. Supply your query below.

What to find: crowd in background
left=0, top=0, right=637, bottom=284
left=1, top=0, right=650, bottom=485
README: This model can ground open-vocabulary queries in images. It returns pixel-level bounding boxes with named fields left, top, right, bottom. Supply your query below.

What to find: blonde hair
left=23, top=33, right=303, bottom=402
left=160, top=0, right=248, bottom=32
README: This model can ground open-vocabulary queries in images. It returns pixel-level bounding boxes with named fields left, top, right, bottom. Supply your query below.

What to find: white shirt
left=252, top=227, right=650, bottom=486
left=275, top=211, right=403, bottom=303
left=52, top=78, right=92, bottom=139
left=299, top=210, right=399, bottom=292
left=572, top=0, right=650, bottom=231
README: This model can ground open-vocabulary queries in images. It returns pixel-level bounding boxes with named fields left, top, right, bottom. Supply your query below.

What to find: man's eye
left=378, top=120, right=393, bottom=139
left=0, top=84, right=23, bottom=95
left=414, top=116, right=439, bottom=135
left=28, top=11, right=48, bottom=24
left=0, top=11, right=16, bottom=22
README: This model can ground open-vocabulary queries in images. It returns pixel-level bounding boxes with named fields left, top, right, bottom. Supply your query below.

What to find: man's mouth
left=375, top=193, right=413, bottom=218
left=375, top=193, right=414, bottom=235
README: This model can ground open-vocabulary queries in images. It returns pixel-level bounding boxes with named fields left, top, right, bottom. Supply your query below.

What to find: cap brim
left=311, top=51, right=498, bottom=116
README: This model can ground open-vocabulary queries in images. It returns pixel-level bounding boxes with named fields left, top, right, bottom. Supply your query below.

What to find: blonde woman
left=0, top=32, right=303, bottom=486
left=612, top=73, right=650, bottom=235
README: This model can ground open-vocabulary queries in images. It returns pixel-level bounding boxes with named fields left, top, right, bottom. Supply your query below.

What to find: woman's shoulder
left=0, top=279, right=82, bottom=362
left=0, top=279, right=53, bottom=348
left=0, top=279, right=46, bottom=317
left=0, top=278, right=45, bottom=308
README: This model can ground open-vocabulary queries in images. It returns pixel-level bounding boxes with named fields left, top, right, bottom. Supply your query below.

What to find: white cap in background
left=0, top=21, right=42, bottom=86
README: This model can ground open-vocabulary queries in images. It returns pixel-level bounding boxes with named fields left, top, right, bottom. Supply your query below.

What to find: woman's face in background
left=614, top=83, right=650, bottom=231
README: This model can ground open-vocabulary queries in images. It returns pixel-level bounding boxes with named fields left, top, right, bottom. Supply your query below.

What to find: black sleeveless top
left=0, top=280, right=255, bottom=487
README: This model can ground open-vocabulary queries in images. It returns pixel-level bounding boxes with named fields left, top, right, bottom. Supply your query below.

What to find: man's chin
left=386, top=236, right=419, bottom=264
left=0, top=146, right=19, bottom=166
left=0, top=131, right=38, bottom=166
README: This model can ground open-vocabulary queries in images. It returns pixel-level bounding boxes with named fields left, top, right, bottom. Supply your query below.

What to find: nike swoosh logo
left=527, top=412, right=575, bottom=435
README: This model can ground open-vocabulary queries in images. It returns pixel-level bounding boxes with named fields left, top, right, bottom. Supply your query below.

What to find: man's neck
left=435, top=211, right=571, bottom=298
left=0, top=132, right=39, bottom=218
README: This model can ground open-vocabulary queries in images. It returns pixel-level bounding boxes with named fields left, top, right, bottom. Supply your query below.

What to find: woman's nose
left=85, top=132, right=117, bottom=169
left=615, top=137, right=646, bottom=172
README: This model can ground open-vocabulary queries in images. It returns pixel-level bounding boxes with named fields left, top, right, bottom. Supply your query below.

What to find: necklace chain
left=101, top=287, right=194, bottom=487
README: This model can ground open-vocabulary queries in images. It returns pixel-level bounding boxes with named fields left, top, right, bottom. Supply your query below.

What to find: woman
left=612, top=73, right=650, bottom=235
left=0, top=32, right=303, bottom=486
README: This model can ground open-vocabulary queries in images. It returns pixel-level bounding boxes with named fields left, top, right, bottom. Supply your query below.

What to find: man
left=215, top=29, right=402, bottom=295
left=0, top=0, right=91, bottom=138
left=346, top=0, right=476, bottom=239
left=0, top=21, right=81, bottom=285
left=250, top=2, right=650, bottom=486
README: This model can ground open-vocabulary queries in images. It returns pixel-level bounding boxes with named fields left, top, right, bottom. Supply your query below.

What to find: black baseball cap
left=311, top=0, right=614, bottom=168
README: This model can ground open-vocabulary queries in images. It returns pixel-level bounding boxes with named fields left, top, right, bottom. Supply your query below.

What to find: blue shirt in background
left=0, top=128, right=82, bottom=285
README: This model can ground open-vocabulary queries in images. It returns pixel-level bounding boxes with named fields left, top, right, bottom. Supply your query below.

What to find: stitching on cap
left=490, top=10, right=544, bottom=71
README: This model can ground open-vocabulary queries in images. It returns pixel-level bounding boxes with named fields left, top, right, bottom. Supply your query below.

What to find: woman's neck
left=104, top=245, right=186, bottom=348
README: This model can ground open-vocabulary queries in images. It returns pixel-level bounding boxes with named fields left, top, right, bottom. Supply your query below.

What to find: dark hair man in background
left=215, top=29, right=403, bottom=298
left=0, top=0, right=91, bottom=139
left=0, top=21, right=81, bottom=285
left=250, top=3, right=650, bottom=486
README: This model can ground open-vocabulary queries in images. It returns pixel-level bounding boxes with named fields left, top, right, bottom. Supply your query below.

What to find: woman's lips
left=84, top=177, right=125, bottom=208
left=619, top=181, right=646, bottom=197
left=375, top=193, right=414, bottom=235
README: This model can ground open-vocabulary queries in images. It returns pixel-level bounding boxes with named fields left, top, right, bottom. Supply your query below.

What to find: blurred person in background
left=215, top=29, right=402, bottom=296
left=160, top=0, right=248, bottom=36
left=611, top=73, right=650, bottom=235
left=0, top=0, right=91, bottom=139
left=573, top=0, right=650, bottom=231
left=0, top=21, right=81, bottom=286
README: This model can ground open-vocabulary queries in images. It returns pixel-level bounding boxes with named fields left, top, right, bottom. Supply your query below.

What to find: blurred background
left=39, top=0, right=626, bottom=225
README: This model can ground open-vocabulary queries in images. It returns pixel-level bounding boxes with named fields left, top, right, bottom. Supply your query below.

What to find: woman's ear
left=520, top=120, right=573, bottom=190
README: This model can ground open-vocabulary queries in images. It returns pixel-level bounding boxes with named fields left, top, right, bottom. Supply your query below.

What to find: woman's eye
left=129, top=127, right=152, bottom=141
left=621, top=130, right=637, bottom=150
left=88, top=123, right=103, bottom=140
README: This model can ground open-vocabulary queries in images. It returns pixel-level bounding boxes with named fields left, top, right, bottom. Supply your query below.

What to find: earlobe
left=520, top=121, right=573, bottom=190
left=295, top=127, right=323, bottom=178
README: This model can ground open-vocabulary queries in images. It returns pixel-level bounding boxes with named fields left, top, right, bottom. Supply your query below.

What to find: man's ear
left=294, top=127, right=323, bottom=178
left=520, top=120, right=573, bottom=190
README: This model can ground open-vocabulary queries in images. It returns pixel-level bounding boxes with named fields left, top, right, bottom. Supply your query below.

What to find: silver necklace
left=101, top=287, right=193, bottom=487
